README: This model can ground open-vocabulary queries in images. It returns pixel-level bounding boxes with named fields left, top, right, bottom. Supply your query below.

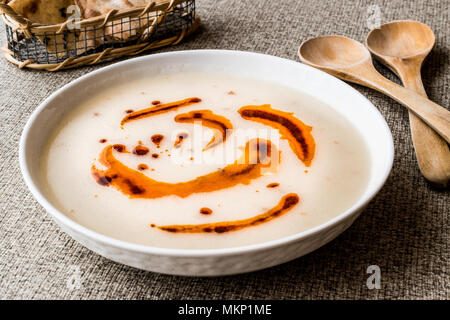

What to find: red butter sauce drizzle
left=153, top=193, right=299, bottom=233
left=239, top=104, right=316, bottom=167
left=91, top=138, right=279, bottom=199
left=121, top=97, right=202, bottom=127
left=174, top=110, right=233, bottom=150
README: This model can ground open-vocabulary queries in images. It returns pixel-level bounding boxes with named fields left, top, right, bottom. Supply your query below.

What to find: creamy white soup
left=42, top=73, right=371, bottom=249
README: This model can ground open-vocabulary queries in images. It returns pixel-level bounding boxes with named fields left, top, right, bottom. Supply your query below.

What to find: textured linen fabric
left=0, top=0, right=449, bottom=299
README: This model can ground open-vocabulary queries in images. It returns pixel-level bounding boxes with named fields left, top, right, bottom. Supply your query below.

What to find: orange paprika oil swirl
left=121, top=97, right=202, bottom=127
left=239, top=104, right=315, bottom=166
left=154, top=193, right=299, bottom=233
left=174, top=110, right=233, bottom=150
left=91, top=138, right=279, bottom=199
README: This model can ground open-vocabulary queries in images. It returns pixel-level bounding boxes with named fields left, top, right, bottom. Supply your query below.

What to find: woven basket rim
left=0, top=0, right=187, bottom=33
left=1, top=0, right=198, bottom=71
left=2, top=15, right=200, bottom=71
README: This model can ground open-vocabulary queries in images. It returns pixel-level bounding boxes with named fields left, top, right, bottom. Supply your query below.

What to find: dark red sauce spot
left=214, top=226, right=230, bottom=233
left=200, top=207, right=213, bottom=215
left=151, top=134, right=164, bottom=145
left=124, top=179, right=145, bottom=194
left=133, top=145, right=149, bottom=156
left=267, top=182, right=280, bottom=188
left=113, top=144, right=127, bottom=152
left=93, top=173, right=112, bottom=186
left=138, top=164, right=149, bottom=171
left=174, top=133, right=188, bottom=148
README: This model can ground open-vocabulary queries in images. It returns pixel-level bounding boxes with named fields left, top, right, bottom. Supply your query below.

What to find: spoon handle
left=357, top=69, right=450, bottom=144
left=400, top=68, right=450, bottom=186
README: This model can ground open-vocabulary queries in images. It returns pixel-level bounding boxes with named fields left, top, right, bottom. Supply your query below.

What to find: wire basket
left=0, top=0, right=199, bottom=71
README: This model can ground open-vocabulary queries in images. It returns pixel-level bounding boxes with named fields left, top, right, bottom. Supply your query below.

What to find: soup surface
left=42, top=72, right=371, bottom=249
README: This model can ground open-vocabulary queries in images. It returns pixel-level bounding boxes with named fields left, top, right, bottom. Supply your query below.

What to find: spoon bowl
left=366, top=20, right=435, bottom=60
left=299, top=35, right=370, bottom=69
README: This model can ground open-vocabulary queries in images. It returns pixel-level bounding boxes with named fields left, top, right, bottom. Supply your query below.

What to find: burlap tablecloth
left=0, top=0, right=449, bottom=300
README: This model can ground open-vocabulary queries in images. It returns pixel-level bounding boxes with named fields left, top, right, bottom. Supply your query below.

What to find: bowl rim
left=19, top=49, right=394, bottom=257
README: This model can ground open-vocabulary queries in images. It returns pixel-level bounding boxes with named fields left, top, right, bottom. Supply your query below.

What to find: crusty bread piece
left=75, top=0, right=153, bottom=41
left=8, top=0, right=93, bottom=57
left=9, top=0, right=75, bottom=24
left=76, top=0, right=151, bottom=18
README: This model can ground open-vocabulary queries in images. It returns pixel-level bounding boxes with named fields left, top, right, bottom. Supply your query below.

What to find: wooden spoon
left=298, top=35, right=450, bottom=147
left=366, top=20, right=450, bottom=187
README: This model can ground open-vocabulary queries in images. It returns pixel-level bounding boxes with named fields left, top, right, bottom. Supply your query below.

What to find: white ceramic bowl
left=20, top=50, right=394, bottom=276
